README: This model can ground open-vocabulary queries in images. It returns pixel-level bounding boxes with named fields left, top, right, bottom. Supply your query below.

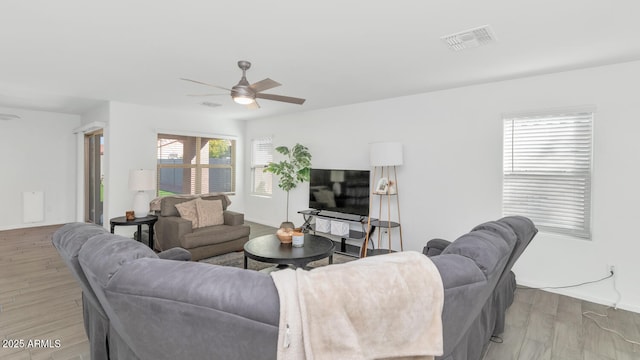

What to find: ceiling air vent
left=201, top=101, right=221, bottom=108
left=441, top=25, right=496, bottom=51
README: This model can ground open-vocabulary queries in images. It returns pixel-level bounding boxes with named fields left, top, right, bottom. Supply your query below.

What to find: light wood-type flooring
left=1, top=223, right=639, bottom=359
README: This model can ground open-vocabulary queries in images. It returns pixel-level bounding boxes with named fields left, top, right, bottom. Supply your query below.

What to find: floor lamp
left=129, top=169, right=155, bottom=218
left=362, top=142, right=403, bottom=257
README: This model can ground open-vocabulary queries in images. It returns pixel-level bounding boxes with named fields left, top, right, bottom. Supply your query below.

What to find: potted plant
left=265, top=143, right=312, bottom=229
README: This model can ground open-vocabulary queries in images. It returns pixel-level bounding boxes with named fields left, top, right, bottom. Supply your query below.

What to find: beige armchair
left=154, top=194, right=250, bottom=260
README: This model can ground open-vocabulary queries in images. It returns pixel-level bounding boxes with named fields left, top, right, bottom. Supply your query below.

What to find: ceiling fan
left=181, top=60, right=306, bottom=109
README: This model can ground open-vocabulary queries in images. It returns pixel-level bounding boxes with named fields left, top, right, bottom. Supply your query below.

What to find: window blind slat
left=251, top=138, right=273, bottom=167
left=251, top=138, right=273, bottom=195
left=503, top=110, right=593, bottom=239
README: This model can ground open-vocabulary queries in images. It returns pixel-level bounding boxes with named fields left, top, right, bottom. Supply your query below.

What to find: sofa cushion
left=196, top=199, right=224, bottom=227
left=90, top=257, right=278, bottom=360
left=52, top=222, right=110, bottom=310
left=79, top=234, right=158, bottom=288
left=160, top=194, right=230, bottom=217
left=161, top=197, right=191, bottom=217
left=182, top=225, right=250, bottom=249
left=441, top=229, right=512, bottom=277
left=53, top=222, right=109, bottom=266
left=471, top=221, right=517, bottom=249
left=201, top=194, right=230, bottom=210
left=498, top=216, right=537, bottom=249
left=175, top=199, right=199, bottom=228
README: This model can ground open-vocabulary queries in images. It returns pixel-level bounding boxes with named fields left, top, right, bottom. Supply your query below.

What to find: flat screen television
left=309, top=168, right=370, bottom=217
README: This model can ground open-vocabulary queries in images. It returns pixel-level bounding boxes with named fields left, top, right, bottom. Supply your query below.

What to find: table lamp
left=129, top=169, right=155, bottom=218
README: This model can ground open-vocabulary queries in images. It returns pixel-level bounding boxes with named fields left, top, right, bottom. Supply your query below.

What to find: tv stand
left=298, top=210, right=376, bottom=257
left=316, top=210, right=364, bottom=222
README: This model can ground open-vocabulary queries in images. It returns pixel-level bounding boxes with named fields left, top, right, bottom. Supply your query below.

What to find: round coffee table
left=243, top=233, right=334, bottom=271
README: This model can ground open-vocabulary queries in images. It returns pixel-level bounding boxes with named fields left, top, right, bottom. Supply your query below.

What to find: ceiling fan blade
left=246, top=100, right=260, bottom=110
left=180, top=78, right=231, bottom=91
left=255, top=93, right=306, bottom=105
left=249, top=78, right=281, bottom=92
left=186, top=93, right=228, bottom=97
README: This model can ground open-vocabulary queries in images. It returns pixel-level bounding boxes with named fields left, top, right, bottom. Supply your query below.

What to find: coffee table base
left=259, top=264, right=292, bottom=274
left=245, top=255, right=334, bottom=272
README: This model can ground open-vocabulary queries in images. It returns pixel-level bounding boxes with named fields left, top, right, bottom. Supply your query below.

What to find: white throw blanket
left=271, top=251, right=444, bottom=360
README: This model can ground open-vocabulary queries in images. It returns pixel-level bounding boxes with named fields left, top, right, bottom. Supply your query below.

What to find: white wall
left=245, top=60, right=640, bottom=312
left=0, top=107, right=81, bottom=230
left=103, top=102, right=246, bottom=235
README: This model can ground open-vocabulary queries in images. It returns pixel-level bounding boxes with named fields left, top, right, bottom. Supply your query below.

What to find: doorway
left=84, top=131, right=104, bottom=225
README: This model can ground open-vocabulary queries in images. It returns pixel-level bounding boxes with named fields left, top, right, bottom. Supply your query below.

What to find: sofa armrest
left=158, top=247, right=192, bottom=261
left=223, top=210, right=244, bottom=226
left=423, top=238, right=451, bottom=257
left=155, top=216, right=193, bottom=251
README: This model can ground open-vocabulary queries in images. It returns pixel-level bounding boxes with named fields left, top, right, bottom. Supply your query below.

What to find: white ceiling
left=1, top=0, right=639, bottom=120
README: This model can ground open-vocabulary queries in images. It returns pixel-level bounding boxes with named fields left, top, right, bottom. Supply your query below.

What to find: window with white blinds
left=251, top=138, right=273, bottom=195
left=157, top=134, right=236, bottom=195
left=503, top=109, right=593, bottom=239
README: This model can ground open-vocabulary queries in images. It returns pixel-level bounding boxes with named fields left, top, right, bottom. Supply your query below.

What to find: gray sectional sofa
left=53, top=216, right=536, bottom=360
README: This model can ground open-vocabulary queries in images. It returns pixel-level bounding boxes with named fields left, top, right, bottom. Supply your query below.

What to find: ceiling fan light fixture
left=233, top=95, right=255, bottom=105
left=182, top=60, right=305, bottom=108
left=231, top=85, right=255, bottom=104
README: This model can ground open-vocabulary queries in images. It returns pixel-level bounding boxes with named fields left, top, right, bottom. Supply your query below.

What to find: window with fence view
left=157, top=134, right=236, bottom=196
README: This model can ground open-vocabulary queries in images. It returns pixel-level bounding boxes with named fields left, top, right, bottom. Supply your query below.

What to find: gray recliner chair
left=52, top=222, right=192, bottom=360
left=423, top=216, right=537, bottom=360
left=154, top=194, right=250, bottom=260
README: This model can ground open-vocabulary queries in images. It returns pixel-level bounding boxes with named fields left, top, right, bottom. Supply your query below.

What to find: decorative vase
left=276, top=227, right=293, bottom=244
left=280, top=221, right=295, bottom=229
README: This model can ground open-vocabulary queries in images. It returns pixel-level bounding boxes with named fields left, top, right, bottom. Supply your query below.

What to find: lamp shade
left=370, top=142, right=403, bottom=166
left=128, top=169, right=156, bottom=191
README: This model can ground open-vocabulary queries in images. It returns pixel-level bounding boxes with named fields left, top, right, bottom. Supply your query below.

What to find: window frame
left=157, top=132, right=237, bottom=196
left=250, top=137, right=274, bottom=196
left=502, top=106, right=594, bottom=239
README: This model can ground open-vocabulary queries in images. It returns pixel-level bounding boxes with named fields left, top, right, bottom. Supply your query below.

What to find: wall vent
left=441, top=25, right=496, bottom=51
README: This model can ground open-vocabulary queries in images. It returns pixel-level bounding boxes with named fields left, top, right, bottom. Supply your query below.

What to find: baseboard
left=243, top=217, right=279, bottom=228
left=0, top=222, right=67, bottom=232
left=516, top=278, right=640, bottom=314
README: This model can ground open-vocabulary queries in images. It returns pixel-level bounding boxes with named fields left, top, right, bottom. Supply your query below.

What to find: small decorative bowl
left=276, top=227, right=293, bottom=244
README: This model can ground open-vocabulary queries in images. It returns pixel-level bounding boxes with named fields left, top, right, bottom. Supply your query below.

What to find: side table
left=110, top=215, right=158, bottom=250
